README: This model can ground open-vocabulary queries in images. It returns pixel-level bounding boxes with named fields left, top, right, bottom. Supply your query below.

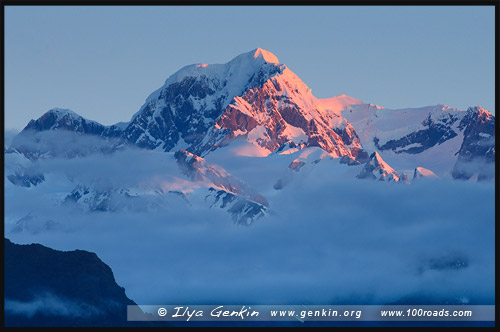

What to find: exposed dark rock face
left=332, top=123, right=369, bottom=162
left=64, top=185, right=116, bottom=212
left=123, top=57, right=284, bottom=154
left=7, top=171, right=45, bottom=187
left=205, top=188, right=267, bottom=225
left=4, top=238, right=140, bottom=327
left=174, top=149, right=214, bottom=182
left=7, top=109, right=124, bottom=160
left=201, top=78, right=369, bottom=161
left=452, top=107, right=495, bottom=181
left=174, top=149, right=269, bottom=207
left=357, top=152, right=401, bottom=182
left=339, top=155, right=361, bottom=166
left=96, top=49, right=369, bottom=161
left=173, top=150, right=269, bottom=223
left=5, top=49, right=494, bottom=183
left=374, top=112, right=461, bottom=154
left=218, top=107, right=260, bottom=136
left=62, top=185, right=163, bottom=213
left=123, top=76, right=217, bottom=151
left=23, top=109, right=107, bottom=135
left=289, top=160, right=306, bottom=171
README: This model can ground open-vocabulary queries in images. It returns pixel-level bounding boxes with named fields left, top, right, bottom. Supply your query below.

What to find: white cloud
left=6, top=161, right=494, bottom=306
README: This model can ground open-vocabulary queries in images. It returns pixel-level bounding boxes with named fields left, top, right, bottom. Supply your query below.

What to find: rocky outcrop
left=205, top=188, right=268, bottom=225
left=5, top=49, right=494, bottom=182
left=357, top=152, right=401, bottom=182
left=413, top=167, right=439, bottom=180
left=373, top=112, right=461, bottom=154
left=4, top=238, right=140, bottom=327
left=7, top=109, right=123, bottom=160
left=452, top=107, right=495, bottom=181
left=7, top=170, right=45, bottom=187
left=174, top=149, right=269, bottom=207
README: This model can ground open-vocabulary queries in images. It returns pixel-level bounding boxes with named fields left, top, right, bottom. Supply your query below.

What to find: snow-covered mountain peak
left=457, top=106, right=493, bottom=131
left=46, top=108, right=81, bottom=120
left=122, top=48, right=371, bottom=160
left=317, top=94, right=365, bottom=115
left=162, top=48, right=281, bottom=88
left=174, top=149, right=269, bottom=207
left=9, top=48, right=493, bottom=183
left=227, top=48, right=280, bottom=68
left=357, top=151, right=401, bottom=182
left=22, top=108, right=104, bottom=133
left=251, top=47, right=280, bottom=64
left=469, top=105, right=485, bottom=112
left=38, top=108, right=89, bottom=125
left=6, top=107, right=128, bottom=160
left=130, top=49, right=286, bottom=123
left=371, top=151, right=385, bottom=165
left=370, top=152, right=397, bottom=174
left=467, top=105, right=491, bottom=119
left=413, top=167, right=439, bottom=180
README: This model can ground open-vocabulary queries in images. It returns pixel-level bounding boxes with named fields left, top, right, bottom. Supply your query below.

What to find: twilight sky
left=4, top=5, right=495, bottom=131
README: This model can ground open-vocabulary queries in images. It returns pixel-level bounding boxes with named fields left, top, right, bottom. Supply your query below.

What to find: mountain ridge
left=6, top=48, right=495, bottom=182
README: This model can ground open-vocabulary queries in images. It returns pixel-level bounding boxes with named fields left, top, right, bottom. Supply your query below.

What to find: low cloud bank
left=6, top=173, right=494, bottom=306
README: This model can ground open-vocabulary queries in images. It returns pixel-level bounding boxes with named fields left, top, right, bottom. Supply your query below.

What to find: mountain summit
left=251, top=47, right=280, bottom=63
left=121, top=48, right=369, bottom=162
left=7, top=48, right=495, bottom=182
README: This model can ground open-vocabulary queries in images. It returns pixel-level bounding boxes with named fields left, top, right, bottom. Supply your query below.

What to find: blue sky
left=4, top=6, right=495, bottom=130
